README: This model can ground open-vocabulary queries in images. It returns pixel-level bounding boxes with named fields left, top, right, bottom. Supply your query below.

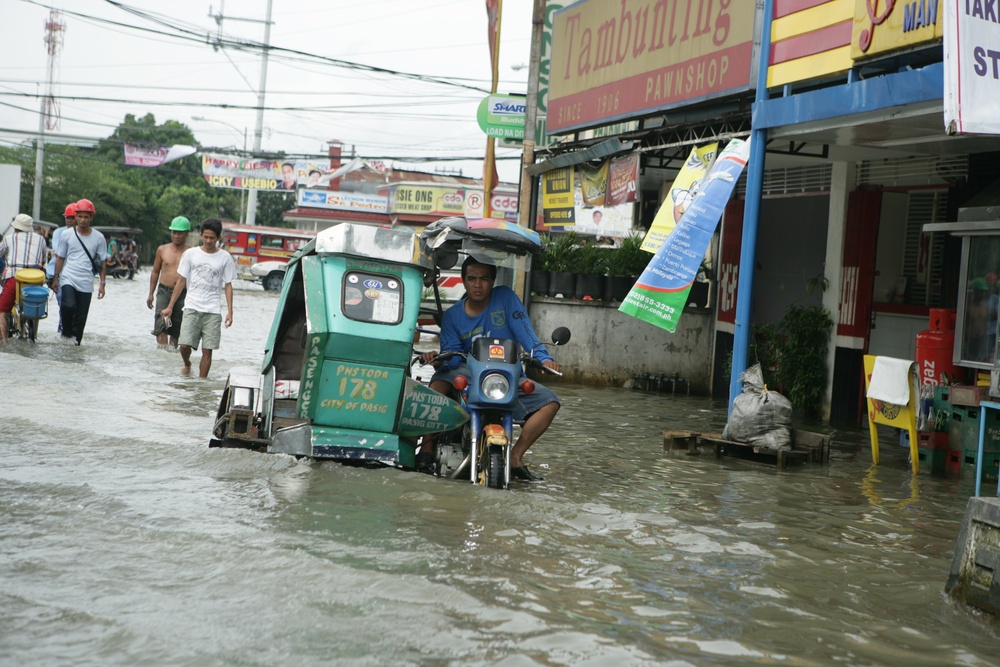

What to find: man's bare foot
left=181, top=362, right=191, bottom=375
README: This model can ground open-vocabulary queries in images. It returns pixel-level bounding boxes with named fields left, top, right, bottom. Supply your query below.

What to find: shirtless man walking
left=146, top=216, right=191, bottom=349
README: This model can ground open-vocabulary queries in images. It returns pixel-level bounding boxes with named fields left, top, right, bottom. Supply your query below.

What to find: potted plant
left=530, top=233, right=552, bottom=297
left=545, top=232, right=581, bottom=297
left=574, top=242, right=609, bottom=299
left=604, top=232, right=650, bottom=301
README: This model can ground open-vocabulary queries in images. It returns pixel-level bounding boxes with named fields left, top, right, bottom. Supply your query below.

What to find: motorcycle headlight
left=480, top=372, right=510, bottom=400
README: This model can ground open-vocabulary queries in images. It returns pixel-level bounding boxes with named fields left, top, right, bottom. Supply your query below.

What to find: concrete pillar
left=822, top=161, right=854, bottom=421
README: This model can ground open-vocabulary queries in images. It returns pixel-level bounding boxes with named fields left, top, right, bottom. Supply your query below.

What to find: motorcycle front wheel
left=486, top=445, right=506, bottom=489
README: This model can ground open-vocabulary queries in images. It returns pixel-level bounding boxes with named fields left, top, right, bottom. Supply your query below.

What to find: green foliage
left=777, top=304, right=834, bottom=416
left=607, top=232, right=651, bottom=277
left=542, top=232, right=582, bottom=272
left=255, top=191, right=297, bottom=228
left=0, top=114, right=251, bottom=255
left=534, top=233, right=553, bottom=270
left=577, top=241, right=609, bottom=275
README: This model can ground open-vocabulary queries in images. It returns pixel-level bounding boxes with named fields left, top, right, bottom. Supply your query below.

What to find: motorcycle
left=3, top=268, right=51, bottom=344
left=418, top=327, right=571, bottom=489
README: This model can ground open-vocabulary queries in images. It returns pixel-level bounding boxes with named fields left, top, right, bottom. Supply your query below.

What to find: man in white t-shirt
left=52, top=199, right=107, bottom=346
left=161, top=218, right=237, bottom=377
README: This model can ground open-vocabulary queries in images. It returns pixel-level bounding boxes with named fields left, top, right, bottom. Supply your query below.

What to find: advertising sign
left=547, top=0, right=755, bottom=133
left=851, top=0, right=943, bottom=61
left=387, top=185, right=465, bottom=216
left=641, top=143, right=717, bottom=253
left=298, top=189, right=388, bottom=213
left=464, top=189, right=519, bottom=221
left=606, top=152, right=639, bottom=207
left=477, top=94, right=527, bottom=141
left=944, top=0, right=1000, bottom=135
left=124, top=144, right=196, bottom=167
left=541, top=167, right=575, bottom=227
left=619, top=138, right=750, bottom=333
left=202, top=153, right=299, bottom=191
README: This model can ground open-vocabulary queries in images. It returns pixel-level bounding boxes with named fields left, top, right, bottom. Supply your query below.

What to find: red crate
left=945, top=449, right=963, bottom=477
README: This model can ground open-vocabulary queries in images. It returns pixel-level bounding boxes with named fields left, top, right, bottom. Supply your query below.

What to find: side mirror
left=551, top=327, right=571, bottom=346
left=435, top=246, right=459, bottom=270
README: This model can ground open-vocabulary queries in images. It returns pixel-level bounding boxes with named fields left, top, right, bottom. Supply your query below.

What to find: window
left=956, top=235, right=1000, bottom=369
left=261, top=235, right=285, bottom=249
left=342, top=271, right=403, bottom=324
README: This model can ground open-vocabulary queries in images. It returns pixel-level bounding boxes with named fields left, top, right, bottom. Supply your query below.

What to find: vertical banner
left=619, top=138, right=751, bottom=333
left=605, top=153, right=639, bottom=206
left=541, top=167, right=575, bottom=227
left=944, top=0, right=1000, bottom=134
left=641, top=143, right=717, bottom=253
left=577, top=160, right=609, bottom=206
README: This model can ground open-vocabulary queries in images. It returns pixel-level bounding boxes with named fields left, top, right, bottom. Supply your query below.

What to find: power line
left=17, top=0, right=493, bottom=93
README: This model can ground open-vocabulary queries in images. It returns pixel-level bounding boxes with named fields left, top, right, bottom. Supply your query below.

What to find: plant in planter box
left=604, top=232, right=650, bottom=301
left=574, top=241, right=609, bottom=299
left=530, top=233, right=552, bottom=296
left=545, top=232, right=581, bottom=297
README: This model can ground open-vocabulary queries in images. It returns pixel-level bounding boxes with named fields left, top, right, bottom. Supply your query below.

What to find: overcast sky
left=1, top=0, right=535, bottom=183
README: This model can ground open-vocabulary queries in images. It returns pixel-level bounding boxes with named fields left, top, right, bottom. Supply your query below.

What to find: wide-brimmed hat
left=11, top=214, right=33, bottom=232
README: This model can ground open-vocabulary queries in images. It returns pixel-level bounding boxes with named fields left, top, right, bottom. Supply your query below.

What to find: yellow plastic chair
left=863, top=355, right=920, bottom=474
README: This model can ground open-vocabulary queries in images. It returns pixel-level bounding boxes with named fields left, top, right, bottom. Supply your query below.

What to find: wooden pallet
left=663, top=429, right=831, bottom=471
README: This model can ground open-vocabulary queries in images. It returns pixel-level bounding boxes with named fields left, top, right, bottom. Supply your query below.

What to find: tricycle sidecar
left=211, top=222, right=468, bottom=468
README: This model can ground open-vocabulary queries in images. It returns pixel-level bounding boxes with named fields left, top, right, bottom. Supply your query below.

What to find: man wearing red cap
left=46, top=203, right=78, bottom=310
left=52, top=199, right=107, bottom=345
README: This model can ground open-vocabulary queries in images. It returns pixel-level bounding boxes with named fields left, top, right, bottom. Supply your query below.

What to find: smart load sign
left=477, top=94, right=526, bottom=141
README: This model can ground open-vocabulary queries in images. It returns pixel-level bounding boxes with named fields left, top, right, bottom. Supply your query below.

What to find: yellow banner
left=641, top=143, right=717, bottom=253
left=541, top=167, right=576, bottom=228
left=578, top=160, right=609, bottom=207
left=851, top=0, right=943, bottom=60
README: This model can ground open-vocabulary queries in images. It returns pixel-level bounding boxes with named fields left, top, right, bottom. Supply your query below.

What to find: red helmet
left=75, top=199, right=96, bottom=214
left=64, top=203, right=77, bottom=217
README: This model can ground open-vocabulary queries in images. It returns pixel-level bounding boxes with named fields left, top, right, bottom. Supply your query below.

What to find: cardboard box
left=950, top=385, right=990, bottom=407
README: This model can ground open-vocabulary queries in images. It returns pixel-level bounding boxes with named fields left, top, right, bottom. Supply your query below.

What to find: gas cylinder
left=915, top=308, right=962, bottom=385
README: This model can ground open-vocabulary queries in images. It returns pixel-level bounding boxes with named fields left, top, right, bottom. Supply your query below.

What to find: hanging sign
left=641, top=143, right=717, bottom=253
left=619, top=138, right=750, bottom=333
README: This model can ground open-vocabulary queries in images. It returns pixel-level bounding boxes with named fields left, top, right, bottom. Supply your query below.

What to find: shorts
left=152, top=284, right=185, bottom=338
left=178, top=309, right=222, bottom=351
left=0, top=278, right=14, bottom=314
left=431, top=362, right=559, bottom=423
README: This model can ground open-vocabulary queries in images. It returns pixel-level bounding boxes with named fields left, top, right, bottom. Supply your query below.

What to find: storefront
left=527, top=1, right=1000, bottom=422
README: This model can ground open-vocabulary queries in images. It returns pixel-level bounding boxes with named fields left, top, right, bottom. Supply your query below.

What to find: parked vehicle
left=208, top=217, right=552, bottom=480
left=221, top=223, right=315, bottom=284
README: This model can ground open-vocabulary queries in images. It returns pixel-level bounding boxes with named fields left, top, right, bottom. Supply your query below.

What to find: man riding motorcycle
left=418, top=256, right=560, bottom=482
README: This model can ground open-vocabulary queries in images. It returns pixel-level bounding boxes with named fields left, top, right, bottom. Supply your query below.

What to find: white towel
left=867, top=356, right=917, bottom=406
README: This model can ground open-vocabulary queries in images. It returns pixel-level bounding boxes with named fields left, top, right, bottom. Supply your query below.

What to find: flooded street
left=1, top=274, right=997, bottom=666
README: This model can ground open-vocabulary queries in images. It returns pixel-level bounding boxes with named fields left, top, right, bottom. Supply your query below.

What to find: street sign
left=477, top=94, right=526, bottom=141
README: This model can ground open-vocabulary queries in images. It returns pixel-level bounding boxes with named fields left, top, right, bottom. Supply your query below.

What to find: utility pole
left=209, top=0, right=274, bottom=226
left=518, top=0, right=546, bottom=231
left=33, top=10, right=64, bottom=220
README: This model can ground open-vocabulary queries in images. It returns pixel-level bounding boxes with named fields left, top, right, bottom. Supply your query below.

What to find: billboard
left=546, top=0, right=756, bottom=133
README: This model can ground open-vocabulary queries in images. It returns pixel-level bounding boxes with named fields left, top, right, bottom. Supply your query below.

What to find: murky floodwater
left=1, top=275, right=997, bottom=666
